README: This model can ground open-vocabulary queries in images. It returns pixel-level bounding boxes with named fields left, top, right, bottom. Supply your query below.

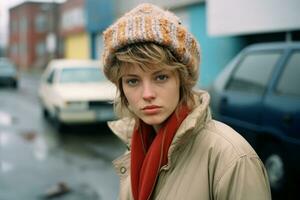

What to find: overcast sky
left=0, top=0, right=65, bottom=47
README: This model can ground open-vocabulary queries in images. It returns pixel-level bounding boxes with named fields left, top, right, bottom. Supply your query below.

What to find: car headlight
left=65, top=101, right=88, bottom=110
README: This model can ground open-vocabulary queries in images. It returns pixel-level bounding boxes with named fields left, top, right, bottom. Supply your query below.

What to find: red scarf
left=131, top=105, right=190, bottom=200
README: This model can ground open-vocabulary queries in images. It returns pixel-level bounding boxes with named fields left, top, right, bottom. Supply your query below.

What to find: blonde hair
left=106, top=43, right=197, bottom=118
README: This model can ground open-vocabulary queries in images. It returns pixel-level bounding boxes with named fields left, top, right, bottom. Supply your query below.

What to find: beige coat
left=109, top=91, right=271, bottom=200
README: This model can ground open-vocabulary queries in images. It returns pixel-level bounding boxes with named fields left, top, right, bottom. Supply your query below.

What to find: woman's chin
left=140, top=116, right=165, bottom=127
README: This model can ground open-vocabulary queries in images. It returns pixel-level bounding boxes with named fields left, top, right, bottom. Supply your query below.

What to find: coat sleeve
left=214, top=155, right=272, bottom=200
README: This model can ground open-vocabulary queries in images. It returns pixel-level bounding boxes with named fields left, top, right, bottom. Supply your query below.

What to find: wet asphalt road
left=0, top=72, right=126, bottom=200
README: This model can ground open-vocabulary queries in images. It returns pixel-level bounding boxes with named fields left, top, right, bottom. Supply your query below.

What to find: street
left=0, top=72, right=126, bottom=200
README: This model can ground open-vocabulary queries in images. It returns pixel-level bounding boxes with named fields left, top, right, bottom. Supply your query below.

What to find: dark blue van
left=210, top=42, right=300, bottom=197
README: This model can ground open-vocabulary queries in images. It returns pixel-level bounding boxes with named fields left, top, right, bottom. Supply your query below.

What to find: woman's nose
left=142, top=82, right=156, bottom=101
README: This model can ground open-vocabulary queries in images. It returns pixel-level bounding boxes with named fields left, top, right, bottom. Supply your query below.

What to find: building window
left=19, top=43, right=27, bottom=56
left=18, top=43, right=28, bottom=64
left=35, top=13, right=47, bottom=32
left=36, top=41, right=46, bottom=57
left=20, top=18, right=28, bottom=32
left=11, top=20, right=18, bottom=34
left=61, top=7, right=85, bottom=30
left=10, top=44, right=18, bottom=57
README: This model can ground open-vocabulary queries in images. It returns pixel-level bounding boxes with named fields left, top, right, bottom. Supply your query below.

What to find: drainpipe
left=90, top=32, right=97, bottom=59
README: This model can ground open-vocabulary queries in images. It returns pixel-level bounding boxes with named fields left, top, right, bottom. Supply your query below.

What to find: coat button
left=120, top=166, right=127, bottom=174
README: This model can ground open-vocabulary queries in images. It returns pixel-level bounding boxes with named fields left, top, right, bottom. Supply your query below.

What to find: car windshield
left=59, top=67, right=105, bottom=83
left=0, top=63, right=16, bottom=73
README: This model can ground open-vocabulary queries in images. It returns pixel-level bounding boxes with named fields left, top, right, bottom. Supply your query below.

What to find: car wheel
left=52, top=108, right=66, bottom=132
left=12, top=80, right=18, bottom=88
left=261, top=143, right=287, bottom=196
left=56, top=121, right=66, bottom=132
left=42, top=107, right=49, bottom=119
left=52, top=116, right=66, bottom=132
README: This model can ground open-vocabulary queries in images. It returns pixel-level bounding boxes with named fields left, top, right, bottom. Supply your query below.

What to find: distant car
left=0, top=57, right=18, bottom=88
left=38, top=59, right=117, bottom=130
left=210, top=42, right=300, bottom=195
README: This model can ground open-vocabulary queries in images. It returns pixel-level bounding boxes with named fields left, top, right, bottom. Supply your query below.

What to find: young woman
left=102, top=3, right=271, bottom=200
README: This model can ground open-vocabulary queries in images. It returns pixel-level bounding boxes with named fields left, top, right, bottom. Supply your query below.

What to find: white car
left=39, top=59, right=117, bottom=129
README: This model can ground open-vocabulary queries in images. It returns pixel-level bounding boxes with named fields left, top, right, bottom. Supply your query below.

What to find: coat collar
left=108, top=90, right=211, bottom=161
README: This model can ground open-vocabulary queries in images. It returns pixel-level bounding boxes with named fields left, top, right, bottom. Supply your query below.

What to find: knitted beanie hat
left=102, top=3, right=200, bottom=82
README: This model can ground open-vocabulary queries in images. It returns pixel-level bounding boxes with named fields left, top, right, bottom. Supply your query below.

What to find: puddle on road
left=1, top=129, right=48, bottom=165
left=20, top=130, right=49, bottom=161
left=0, top=111, right=12, bottom=126
left=0, top=160, right=14, bottom=173
left=0, top=132, right=15, bottom=173
left=0, top=128, right=119, bottom=199
left=0, top=131, right=11, bottom=146
left=33, top=135, right=48, bottom=161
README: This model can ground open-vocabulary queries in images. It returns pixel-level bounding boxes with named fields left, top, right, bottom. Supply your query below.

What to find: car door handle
left=282, top=114, right=293, bottom=125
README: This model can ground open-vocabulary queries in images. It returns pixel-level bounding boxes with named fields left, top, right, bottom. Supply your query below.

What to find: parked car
left=210, top=42, right=300, bottom=196
left=38, top=59, right=117, bottom=130
left=0, top=57, right=18, bottom=88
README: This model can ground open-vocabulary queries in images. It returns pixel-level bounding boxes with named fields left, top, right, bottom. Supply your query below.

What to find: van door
left=219, top=51, right=282, bottom=144
left=263, top=50, right=300, bottom=143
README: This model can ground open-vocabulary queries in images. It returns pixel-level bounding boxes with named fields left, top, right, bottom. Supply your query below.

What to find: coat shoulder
left=203, top=119, right=258, bottom=158
left=107, top=117, right=135, bottom=148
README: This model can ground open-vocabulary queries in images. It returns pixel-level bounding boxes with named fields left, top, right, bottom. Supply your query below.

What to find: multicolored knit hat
left=102, top=3, right=200, bottom=82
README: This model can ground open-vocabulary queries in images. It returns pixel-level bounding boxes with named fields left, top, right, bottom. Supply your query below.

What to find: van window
left=276, top=51, right=300, bottom=97
left=226, top=52, right=281, bottom=94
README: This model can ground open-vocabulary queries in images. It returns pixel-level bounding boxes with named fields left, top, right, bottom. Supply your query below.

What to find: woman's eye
left=126, top=79, right=139, bottom=86
left=156, top=74, right=168, bottom=82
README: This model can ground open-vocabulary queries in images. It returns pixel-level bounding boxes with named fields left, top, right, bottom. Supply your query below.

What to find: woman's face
left=122, top=64, right=180, bottom=131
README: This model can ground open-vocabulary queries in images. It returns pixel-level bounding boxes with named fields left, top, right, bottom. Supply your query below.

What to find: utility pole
left=46, top=0, right=57, bottom=63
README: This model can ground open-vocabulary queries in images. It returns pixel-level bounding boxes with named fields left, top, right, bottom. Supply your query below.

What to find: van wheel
left=261, top=143, right=287, bottom=196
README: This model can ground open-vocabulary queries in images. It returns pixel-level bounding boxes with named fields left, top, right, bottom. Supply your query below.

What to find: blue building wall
left=85, top=0, right=115, bottom=59
left=188, top=4, right=246, bottom=88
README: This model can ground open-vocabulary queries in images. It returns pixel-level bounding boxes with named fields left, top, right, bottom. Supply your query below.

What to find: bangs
left=118, top=62, right=176, bottom=77
left=115, top=43, right=180, bottom=80
left=115, top=43, right=179, bottom=66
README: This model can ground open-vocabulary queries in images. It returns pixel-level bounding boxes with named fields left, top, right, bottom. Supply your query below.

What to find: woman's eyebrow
left=152, top=70, right=166, bottom=75
left=123, top=74, right=139, bottom=77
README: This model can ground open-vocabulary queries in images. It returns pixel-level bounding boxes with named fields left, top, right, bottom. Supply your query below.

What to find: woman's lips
left=142, top=105, right=162, bottom=115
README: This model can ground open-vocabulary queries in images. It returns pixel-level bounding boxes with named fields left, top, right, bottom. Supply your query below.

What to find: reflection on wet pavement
left=56, top=124, right=125, bottom=159
left=0, top=111, right=12, bottom=126
left=1, top=160, right=14, bottom=173
left=0, top=125, right=125, bottom=200
left=0, top=131, right=14, bottom=174
left=0, top=131, right=10, bottom=147
left=0, top=74, right=126, bottom=199
left=0, top=119, right=125, bottom=200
